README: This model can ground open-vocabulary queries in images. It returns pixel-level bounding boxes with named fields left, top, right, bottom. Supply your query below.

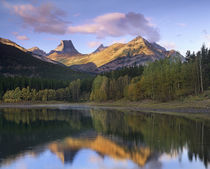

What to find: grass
left=1, top=91, right=210, bottom=119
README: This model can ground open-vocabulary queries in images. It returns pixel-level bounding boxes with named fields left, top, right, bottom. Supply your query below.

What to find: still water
left=0, top=106, right=209, bottom=169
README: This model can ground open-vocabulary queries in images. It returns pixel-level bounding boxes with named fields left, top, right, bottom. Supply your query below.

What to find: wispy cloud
left=68, top=12, right=160, bottom=42
left=4, top=2, right=68, bottom=34
left=88, top=41, right=102, bottom=48
left=176, top=34, right=182, bottom=37
left=3, top=2, right=160, bottom=42
left=159, top=41, right=176, bottom=50
left=109, top=38, right=127, bottom=45
left=177, top=23, right=187, bottom=27
left=12, top=32, right=29, bottom=40
left=74, top=13, right=80, bottom=17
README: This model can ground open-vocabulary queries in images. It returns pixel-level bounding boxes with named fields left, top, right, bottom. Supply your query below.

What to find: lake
left=0, top=106, right=209, bottom=169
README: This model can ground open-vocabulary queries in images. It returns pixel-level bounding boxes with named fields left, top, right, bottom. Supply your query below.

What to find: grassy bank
left=1, top=94, right=210, bottom=118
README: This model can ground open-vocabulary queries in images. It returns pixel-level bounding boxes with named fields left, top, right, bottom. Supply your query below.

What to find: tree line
left=0, top=76, right=70, bottom=99
left=2, top=78, right=93, bottom=102
left=1, top=45, right=210, bottom=103
left=90, top=45, right=210, bottom=102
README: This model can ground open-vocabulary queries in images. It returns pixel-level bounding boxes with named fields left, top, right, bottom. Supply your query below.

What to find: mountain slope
left=0, top=38, right=27, bottom=52
left=0, top=42, right=91, bottom=80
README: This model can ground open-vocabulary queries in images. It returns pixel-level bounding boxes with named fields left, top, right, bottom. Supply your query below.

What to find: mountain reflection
left=0, top=107, right=210, bottom=169
left=49, top=135, right=150, bottom=166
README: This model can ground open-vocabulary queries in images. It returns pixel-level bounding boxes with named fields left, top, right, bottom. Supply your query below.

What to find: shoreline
left=0, top=99, right=210, bottom=117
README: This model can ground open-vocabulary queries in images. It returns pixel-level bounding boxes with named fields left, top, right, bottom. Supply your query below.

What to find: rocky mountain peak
left=52, top=40, right=80, bottom=55
left=93, top=44, right=107, bottom=53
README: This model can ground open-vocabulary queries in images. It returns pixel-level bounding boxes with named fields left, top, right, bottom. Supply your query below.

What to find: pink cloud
left=5, top=2, right=68, bottom=34
left=88, top=41, right=101, bottom=48
left=68, top=12, right=160, bottom=42
left=12, top=32, right=29, bottom=40
left=159, top=41, right=176, bottom=50
left=177, top=23, right=187, bottom=27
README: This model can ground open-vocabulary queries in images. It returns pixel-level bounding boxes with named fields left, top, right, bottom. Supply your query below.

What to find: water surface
left=0, top=106, right=209, bottom=169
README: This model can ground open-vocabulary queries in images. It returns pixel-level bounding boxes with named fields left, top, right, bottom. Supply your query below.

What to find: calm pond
left=0, top=106, right=209, bottom=169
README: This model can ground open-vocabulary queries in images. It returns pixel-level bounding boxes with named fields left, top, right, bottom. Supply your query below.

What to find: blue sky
left=0, top=0, right=210, bottom=55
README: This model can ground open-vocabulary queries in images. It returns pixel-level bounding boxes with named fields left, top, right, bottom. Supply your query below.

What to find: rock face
left=47, top=40, right=81, bottom=64
left=48, top=40, right=80, bottom=56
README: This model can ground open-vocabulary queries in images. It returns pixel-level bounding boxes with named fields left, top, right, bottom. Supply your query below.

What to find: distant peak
left=28, top=46, right=46, bottom=56
left=98, top=44, right=104, bottom=48
left=93, top=44, right=107, bottom=53
left=28, top=46, right=39, bottom=51
left=133, top=36, right=145, bottom=41
left=129, top=36, right=147, bottom=44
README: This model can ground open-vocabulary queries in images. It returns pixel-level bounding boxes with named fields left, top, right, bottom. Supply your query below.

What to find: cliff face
left=47, top=40, right=81, bottom=62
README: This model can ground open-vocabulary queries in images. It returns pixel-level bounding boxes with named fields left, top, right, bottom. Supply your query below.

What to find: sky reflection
left=0, top=140, right=208, bottom=169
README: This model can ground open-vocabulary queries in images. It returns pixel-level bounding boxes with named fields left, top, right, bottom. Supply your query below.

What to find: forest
left=1, top=45, right=210, bottom=103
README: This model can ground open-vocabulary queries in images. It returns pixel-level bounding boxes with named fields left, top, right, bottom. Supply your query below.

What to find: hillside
left=0, top=42, right=91, bottom=80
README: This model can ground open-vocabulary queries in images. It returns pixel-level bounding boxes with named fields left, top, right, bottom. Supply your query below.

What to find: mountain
left=66, top=36, right=184, bottom=73
left=27, top=46, right=59, bottom=64
left=93, top=44, right=107, bottom=53
left=28, top=47, right=47, bottom=56
left=165, top=50, right=185, bottom=62
left=0, top=38, right=59, bottom=65
left=0, top=38, right=91, bottom=80
left=1, top=37, right=184, bottom=75
left=47, top=40, right=81, bottom=63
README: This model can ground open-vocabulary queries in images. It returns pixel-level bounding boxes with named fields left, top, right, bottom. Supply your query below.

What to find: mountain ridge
left=1, top=36, right=184, bottom=74
left=0, top=39, right=90, bottom=80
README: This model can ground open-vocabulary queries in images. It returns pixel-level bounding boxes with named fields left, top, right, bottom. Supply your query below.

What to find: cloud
left=74, top=13, right=80, bottom=17
left=12, top=32, right=29, bottom=40
left=5, top=2, right=68, bottom=34
left=109, top=38, right=127, bottom=45
left=176, top=34, right=182, bottom=37
left=3, top=2, right=160, bottom=42
left=68, top=12, right=160, bottom=42
left=177, top=23, right=187, bottom=27
left=159, top=41, right=176, bottom=50
left=88, top=41, right=102, bottom=48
